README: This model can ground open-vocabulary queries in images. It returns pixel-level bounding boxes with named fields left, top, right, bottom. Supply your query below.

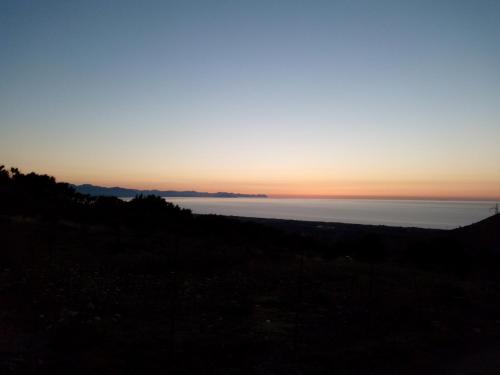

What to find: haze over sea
left=164, top=198, right=496, bottom=230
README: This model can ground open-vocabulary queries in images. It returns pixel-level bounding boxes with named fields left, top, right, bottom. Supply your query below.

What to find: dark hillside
left=453, top=214, right=500, bottom=256
left=1, top=166, right=500, bottom=374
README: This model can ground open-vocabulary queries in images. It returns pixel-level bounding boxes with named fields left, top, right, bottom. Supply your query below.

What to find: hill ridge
left=74, top=183, right=268, bottom=198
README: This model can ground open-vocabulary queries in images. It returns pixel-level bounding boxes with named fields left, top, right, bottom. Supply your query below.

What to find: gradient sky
left=1, top=0, right=500, bottom=198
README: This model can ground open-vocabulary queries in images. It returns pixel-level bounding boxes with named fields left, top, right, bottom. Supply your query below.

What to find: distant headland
left=74, top=184, right=267, bottom=198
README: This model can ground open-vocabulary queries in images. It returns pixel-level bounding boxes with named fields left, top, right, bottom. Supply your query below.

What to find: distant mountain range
left=74, top=184, right=267, bottom=198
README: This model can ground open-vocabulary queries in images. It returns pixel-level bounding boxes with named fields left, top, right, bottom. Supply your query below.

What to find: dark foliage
left=0, top=166, right=192, bottom=229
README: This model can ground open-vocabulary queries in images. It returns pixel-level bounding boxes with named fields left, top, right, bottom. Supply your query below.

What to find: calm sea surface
left=164, top=198, right=497, bottom=229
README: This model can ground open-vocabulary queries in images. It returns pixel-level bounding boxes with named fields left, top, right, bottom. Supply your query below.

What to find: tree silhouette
left=0, top=166, right=192, bottom=229
left=0, top=165, right=9, bottom=185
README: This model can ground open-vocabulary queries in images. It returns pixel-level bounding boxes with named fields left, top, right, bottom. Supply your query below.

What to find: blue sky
left=1, top=0, right=499, bottom=198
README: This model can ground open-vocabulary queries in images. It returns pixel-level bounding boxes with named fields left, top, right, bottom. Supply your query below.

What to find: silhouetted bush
left=0, top=167, right=192, bottom=230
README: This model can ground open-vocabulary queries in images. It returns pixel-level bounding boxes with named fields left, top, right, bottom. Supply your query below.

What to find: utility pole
left=491, top=203, right=499, bottom=215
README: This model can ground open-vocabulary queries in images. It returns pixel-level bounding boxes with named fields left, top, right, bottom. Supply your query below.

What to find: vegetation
left=1, top=166, right=500, bottom=374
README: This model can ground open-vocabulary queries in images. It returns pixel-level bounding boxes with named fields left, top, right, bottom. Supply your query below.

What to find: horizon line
left=69, top=182, right=499, bottom=202
left=269, top=194, right=500, bottom=202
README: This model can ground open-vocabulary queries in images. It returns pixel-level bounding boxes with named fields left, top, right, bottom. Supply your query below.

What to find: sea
left=163, top=197, right=498, bottom=230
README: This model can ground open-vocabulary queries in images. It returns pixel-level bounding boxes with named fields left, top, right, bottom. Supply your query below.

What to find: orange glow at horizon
left=52, top=171, right=500, bottom=201
left=4, top=143, right=500, bottom=201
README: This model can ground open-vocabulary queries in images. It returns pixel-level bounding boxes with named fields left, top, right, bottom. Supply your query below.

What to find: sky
left=1, top=0, right=500, bottom=199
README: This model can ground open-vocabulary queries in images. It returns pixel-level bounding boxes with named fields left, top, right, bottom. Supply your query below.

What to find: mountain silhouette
left=74, top=184, right=267, bottom=198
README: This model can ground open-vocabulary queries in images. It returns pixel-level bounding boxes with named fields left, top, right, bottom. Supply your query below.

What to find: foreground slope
left=2, top=166, right=500, bottom=374
left=453, top=213, right=500, bottom=255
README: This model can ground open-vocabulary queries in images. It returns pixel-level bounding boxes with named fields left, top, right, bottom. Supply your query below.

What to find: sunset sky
left=1, top=0, right=499, bottom=199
